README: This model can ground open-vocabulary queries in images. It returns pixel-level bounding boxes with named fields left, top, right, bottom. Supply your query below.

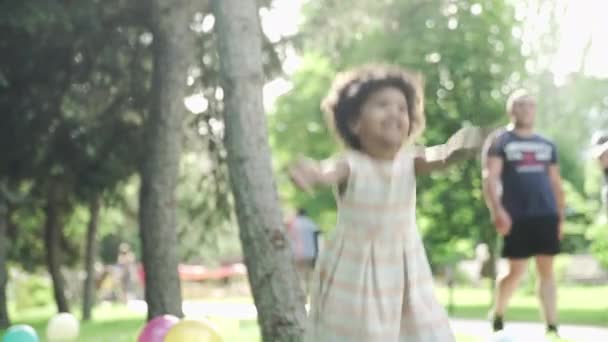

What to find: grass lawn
left=436, top=285, right=608, bottom=327
left=2, top=285, right=606, bottom=341
left=1, top=303, right=263, bottom=342
left=0, top=306, right=478, bottom=342
left=2, top=304, right=143, bottom=342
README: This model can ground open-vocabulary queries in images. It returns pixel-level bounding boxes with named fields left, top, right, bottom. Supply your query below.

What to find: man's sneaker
left=546, top=324, right=560, bottom=339
left=492, top=315, right=504, bottom=332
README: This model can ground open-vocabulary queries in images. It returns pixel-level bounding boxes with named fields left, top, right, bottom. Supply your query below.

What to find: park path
left=128, top=300, right=608, bottom=341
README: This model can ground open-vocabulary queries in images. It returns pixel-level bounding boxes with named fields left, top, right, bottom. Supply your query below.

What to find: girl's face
left=351, top=86, right=410, bottom=157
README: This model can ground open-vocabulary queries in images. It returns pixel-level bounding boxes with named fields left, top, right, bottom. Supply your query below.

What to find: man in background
left=482, top=90, right=565, bottom=336
left=286, top=208, right=320, bottom=298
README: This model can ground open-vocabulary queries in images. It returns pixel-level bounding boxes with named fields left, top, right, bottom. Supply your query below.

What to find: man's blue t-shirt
left=287, top=215, right=319, bottom=262
left=488, top=130, right=559, bottom=220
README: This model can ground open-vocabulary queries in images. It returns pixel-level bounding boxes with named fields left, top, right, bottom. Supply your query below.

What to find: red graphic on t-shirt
left=520, top=151, right=539, bottom=165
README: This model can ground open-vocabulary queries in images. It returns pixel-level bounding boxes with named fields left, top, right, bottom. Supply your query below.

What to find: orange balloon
left=163, top=319, right=222, bottom=342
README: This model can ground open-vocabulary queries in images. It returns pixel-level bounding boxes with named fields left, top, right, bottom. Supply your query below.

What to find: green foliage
left=2, top=0, right=606, bottom=287
left=0, top=0, right=291, bottom=270
left=535, top=72, right=608, bottom=190
left=272, top=0, right=608, bottom=269
left=272, top=0, right=528, bottom=266
left=0, top=0, right=148, bottom=273
left=7, top=204, right=46, bottom=271
left=269, top=55, right=339, bottom=230
left=99, top=234, right=123, bottom=265
left=176, top=153, right=240, bottom=264
left=587, top=222, right=608, bottom=269
left=7, top=270, right=54, bottom=310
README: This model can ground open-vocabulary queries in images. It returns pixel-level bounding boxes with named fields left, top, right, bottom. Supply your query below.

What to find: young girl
left=288, top=64, right=485, bottom=341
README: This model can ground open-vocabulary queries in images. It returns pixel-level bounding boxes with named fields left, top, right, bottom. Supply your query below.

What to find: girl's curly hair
left=321, top=64, right=425, bottom=150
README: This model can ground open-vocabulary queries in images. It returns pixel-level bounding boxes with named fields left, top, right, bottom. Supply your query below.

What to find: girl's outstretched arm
left=415, top=126, right=489, bottom=175
left=288, top=155, right=350, bottom=193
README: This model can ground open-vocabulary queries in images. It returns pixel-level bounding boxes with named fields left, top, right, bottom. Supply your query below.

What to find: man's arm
left=481, top=132, right=512, bottom=236
left=548, top=164, right=566, bottom=239
left=482, top=156, right=504, bottom=218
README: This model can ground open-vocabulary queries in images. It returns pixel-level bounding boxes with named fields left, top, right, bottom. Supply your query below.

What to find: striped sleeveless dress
left=305, top=147, right=454, bottom=341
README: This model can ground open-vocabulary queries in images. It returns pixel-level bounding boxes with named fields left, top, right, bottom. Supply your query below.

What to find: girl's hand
left=288, top=157, right=320, bottom=193
left=448, top=126, right=488, bottom=153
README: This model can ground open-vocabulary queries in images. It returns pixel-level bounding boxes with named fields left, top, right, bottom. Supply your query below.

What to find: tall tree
left=1, top=0, right=147, bottom=315
left=213, top=0, right=306, bottom=340
left=82, top=197, right=101, bottom=321
left=0, top=182, right=10, bottom=328
left=138, top=0, right=194, bottom=319
left=44, top=180, right=70, bottom=313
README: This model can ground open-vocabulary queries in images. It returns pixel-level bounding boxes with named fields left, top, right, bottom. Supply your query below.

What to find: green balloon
left=2, top=325, right=39, bottom=342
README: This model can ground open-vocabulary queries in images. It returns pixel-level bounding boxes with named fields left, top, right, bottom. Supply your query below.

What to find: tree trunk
left=0, top=185, right=10, bottom=328
left=45, top=184, right=70, bottom=313
left=82, top=197, right=101, bottom=321
left=138, top=0, right=192, bottom=320
left=213, top=1, right=306, bottom=340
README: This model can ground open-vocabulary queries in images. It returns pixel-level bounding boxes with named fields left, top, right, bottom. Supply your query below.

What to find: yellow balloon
left=208, top=316, right=240, bottom=339
left=164, top=319, right=223, bottom=342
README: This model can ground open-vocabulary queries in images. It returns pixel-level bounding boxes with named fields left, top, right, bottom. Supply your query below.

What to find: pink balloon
left=137, top=315, right=179, bottom=342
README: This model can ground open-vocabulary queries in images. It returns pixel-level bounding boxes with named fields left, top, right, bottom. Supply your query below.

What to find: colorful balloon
left=46, top=313, right=79, bottom=342
left=164, top=318, right=222, bottom=342
left=137, top=315, right=179, bottom=342
left=208, top=316, right=240, bottom=340
left=2, top=325, right=39, bottom=342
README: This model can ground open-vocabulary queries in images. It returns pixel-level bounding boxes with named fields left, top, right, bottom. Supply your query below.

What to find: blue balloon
left=2, top=325, right=39, bottom=342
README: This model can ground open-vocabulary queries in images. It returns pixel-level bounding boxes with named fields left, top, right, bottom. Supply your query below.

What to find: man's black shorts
left=502, top=215, right=560, bottom=259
